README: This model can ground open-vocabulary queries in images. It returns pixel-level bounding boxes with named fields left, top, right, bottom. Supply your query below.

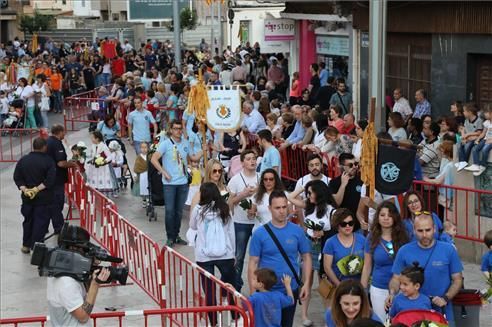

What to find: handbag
left=264, top=223, right=303, bottom=305
left=318, top=276, right=335, bottom=300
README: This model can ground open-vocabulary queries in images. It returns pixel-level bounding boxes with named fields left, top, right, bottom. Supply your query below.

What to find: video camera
left=30, top=224, right=128, bottom=285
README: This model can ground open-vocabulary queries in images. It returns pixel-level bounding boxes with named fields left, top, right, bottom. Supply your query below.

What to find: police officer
left=14, top=137, right=56, bottom=254
left=46, top=124, right=77, bottom=234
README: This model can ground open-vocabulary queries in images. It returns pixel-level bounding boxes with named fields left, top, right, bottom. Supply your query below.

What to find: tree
left=166, top=7, right=198, bottom=38
left=19, top=10, right=53, bottom=35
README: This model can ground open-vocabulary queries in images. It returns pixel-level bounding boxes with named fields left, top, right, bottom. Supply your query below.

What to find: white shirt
left=484, top=120, right=492, bottom=139
left=241, top=109, right=266, bottom=133
left=47, top=276, right=89, bottom=327
left=227, top=171, right=259, bottom=224
left=393, top=97, right=413, bottom=120
left=15, top=85, right=35, bottom=107
left=0, top=97, right=9, bottom=114
left=352, top=138, right=362, bottom=161
left=304, top=205, right=335, bottom=237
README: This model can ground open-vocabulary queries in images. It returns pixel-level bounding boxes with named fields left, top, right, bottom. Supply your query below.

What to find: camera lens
left=108, top=266, right=129, bottom=285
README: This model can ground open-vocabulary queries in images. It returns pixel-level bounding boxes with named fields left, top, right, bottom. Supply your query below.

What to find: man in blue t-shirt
left=258, top=129, right=281, bottom=176
left=248, top=191, right=312, bottom=327
left=128, top=98, right=157, bottom=155
left=150, top=119, right=203, bottom=247
left=387, top=213, right=463, bottom=326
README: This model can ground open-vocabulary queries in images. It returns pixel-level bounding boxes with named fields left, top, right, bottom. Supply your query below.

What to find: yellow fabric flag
left=186, top=69, right=210, bottom=122
left=31, top=34, right=38, bottom=54
left=360, top=122, right=378, bottom=200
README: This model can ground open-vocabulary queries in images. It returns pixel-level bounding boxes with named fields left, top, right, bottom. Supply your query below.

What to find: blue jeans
left=21, top=203, right=51, bottom=248
left=196, top=259, right=237, bottom=324
left=53, top=91, right=62, bottom=113
left=472, top=139, right=492, bottom=167
left=101, top=73, right=111, bottom=86
left=458, top=141, right=475, bottom=162
left=163, top=184, right=189, bottom=241
left=133, top=141, right=143, bottom=155
left=233, top=222, right=254, bottom=291
left=40, top=110, right=49, bottom=128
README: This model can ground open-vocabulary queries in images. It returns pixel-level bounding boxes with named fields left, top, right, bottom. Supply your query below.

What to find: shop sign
left=127, top=0, right=187, bottom=21
left=316, top=35, right=349, bottom=57
left=207, top=88, right=242, bottom=131
left=264, top=19, right=295, bottom=41
left=261, top=40, right=290, bottom=54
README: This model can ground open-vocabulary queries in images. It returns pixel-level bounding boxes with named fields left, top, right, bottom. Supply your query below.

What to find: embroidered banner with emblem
left=375, top=144, right=416, bottom=195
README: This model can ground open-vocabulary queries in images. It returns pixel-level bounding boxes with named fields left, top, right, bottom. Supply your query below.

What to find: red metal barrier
left=159, top=246, right=254, bottom=327
left=412, top=180, right=492, bottom=242
left=0, top=129, right=41, bottom=162
left=113, top=208, right=162, bottom=304
left=0, top=306, right=252, bottom=327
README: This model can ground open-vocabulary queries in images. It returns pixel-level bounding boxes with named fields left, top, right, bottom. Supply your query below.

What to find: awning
left=280, top=12, right=351, bottom=22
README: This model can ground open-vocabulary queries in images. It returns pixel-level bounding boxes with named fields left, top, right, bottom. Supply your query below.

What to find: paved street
left=0, top=125, right=490, bottom=326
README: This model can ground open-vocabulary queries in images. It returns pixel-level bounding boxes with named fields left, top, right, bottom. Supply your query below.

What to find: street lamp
left=227, top=0, right=234, bottom=49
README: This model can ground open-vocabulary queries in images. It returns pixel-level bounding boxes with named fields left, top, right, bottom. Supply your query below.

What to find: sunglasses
left=212, top=169, right=223, bottom=174
left=339, top=220, right=355, bottom=228
left=263, top=177, right=274, bottom=181
left=383, top=241, right=395, bottom=257
left=414, top=211, right=431, bottom=216
left=344, top=162, right=359, bottom=168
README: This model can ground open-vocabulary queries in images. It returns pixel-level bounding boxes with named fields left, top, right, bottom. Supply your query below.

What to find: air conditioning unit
left=1, top=0, right=8, bottom=9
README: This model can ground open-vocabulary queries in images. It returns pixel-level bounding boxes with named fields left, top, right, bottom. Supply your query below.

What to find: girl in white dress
left=86, top=131, right=115, bottom=195
left=108, top=140, right=124, bottom=197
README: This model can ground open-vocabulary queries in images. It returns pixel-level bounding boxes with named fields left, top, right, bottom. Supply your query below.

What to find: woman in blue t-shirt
left=96, top=115, right=121, bottom=142
left=402, top=191, right=443, bottom=241
left=166, top=83, right=179, bottom=121
left=323, top=208, right=366, bottom=286
left=360, top=201, right=410, bottom=321
left=325, top=279, right=381, bottom=327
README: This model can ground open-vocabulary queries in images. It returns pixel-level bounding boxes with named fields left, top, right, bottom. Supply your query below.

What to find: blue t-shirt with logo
left=157, top=137, right=191, bottom=185
left=325, top=309, right=380, bottom=327
left=182, top=111, right=195, bottom=136
left=392, top=241, right=463, bottom=321
left=248, top=291, right=293, bottom=327
left=128, top=109, right=155, bottom=142
left=389, top=293, right=432, bottom=318
left=322, top=233, right=366, bottom=281
left=96, top=121, right=120, bottom=141
left=364, top=234, right=396, bottom=289
left=481, top=251, right=492, bottom=273
left=249, top=222, right=311, bottom=293
left=260, top=146, right=281, bottom=176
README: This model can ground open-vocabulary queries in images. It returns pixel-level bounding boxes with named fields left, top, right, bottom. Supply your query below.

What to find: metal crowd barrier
left=0, top=128, right=42, bottom=162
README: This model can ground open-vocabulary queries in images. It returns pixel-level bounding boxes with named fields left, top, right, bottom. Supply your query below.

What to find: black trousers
left=22, top=203, right=51, bottom=248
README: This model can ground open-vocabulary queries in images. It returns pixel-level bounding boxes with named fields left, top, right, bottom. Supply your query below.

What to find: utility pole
left=217, top=0, right=222, bottom=54
left=369, top=0, right=387, bottom=132
left=173, top=0, right=181, bottom=69
left=210, top=0, right=215, bottom=52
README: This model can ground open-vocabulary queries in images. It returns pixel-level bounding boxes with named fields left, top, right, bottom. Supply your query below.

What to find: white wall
left=72, top=0, right=100, bottom=17
left=228, top=6, right=284, bottom=50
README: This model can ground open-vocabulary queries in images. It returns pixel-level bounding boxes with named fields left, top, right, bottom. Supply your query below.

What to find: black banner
left=376, top=144, right=416, bottom=195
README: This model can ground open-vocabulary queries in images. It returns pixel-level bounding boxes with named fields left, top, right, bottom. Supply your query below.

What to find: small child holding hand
left=481, top=230, right=492, bottom=279
left=440, top=221, right=457, bottom=247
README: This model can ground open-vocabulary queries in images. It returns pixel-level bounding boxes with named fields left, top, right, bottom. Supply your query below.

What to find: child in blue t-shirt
left=439, top=221, right=457, bottom=247
left=482, top=230, right=492, bottom=279
left=227, top=268, right=294, bottom=327
left=390, top=262, right=432, bottom=318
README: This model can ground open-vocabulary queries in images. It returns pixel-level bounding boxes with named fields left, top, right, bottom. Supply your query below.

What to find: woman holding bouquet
left=288, top=180, right=337, bottom=325
left=86, top=131, right=117, bottom=195
left=360, top=201, right=409, bottom=321
left=323, top=208, right=366, bottom=286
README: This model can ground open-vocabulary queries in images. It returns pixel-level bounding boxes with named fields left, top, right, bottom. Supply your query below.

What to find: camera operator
left=13, top=137, right=56, bottom=254
left=47, top=225, right=110, bottom=326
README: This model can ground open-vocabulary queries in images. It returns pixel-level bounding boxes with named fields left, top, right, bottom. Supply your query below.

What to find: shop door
left=476, top=56, right=492, bottom=109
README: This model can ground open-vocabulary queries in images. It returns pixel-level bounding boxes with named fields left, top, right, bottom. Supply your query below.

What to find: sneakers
left=455, top=161, right=469, bottom=172
left=302, top=319, right=313, bottom=326
left=175, top=236, right=188, bottom=246
left=21, top=246, right=30, bottom=254
left=473, top=166, right=486, bottom=176
left=165, top=239, right=174, bottom=248
left=464, top=164, right=480, bottom=172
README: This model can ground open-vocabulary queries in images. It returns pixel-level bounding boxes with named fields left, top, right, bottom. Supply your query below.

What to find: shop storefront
left=315, top=34, right=350, bottom=81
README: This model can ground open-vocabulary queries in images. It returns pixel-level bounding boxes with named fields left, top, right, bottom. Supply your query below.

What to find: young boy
left=226, top=268, right=294, bottom=327
left=482, top=230, right=492, bottom=279
left=456, top=103, right=483, bottom=171
left=440, top=221, right=457, bottom=247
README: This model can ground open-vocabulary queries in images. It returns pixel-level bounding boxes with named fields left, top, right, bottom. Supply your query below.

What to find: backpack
left=201, top=213, right=227, bottom=258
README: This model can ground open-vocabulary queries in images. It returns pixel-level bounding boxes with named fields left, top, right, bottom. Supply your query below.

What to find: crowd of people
left=6, top=35, right=492, bottom=327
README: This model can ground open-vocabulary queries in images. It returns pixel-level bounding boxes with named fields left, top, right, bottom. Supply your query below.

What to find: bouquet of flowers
left=480, top=274, right=492, bottom=303
left=337, top=254, right=364, bottom=276
left=239, top=199, right=262, bottom=223
left=92, top=151, right=108, bottom=168
left=304, top=219, right=325, bottom=252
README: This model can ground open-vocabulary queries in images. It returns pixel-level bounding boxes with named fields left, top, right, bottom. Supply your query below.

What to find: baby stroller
left=392, top=309, right=448, bottom=326
left=2, top=100, right=26, bottom=136
left=146, top=156, right=164, bottom=221
left=104, top=138, right=134, bottom=189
